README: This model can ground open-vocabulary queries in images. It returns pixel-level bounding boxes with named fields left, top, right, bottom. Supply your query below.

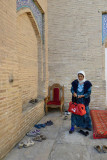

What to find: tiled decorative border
left=17, top=0, right=44, bottom=41
left=102, top=14, right=107, bottom=44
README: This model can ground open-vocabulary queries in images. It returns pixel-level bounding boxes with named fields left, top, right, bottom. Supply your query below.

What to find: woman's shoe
left=34, top=124, right=42, bottom=129
left=94, top=145, right=101, bottom=153
left=69, top=127, right=74, bottom=134
left=40, top=135, right=47, bottom=140
left=18, top=142, right=24, bottom=149
left=33, top=135, right=42, bottom=142
left=23, top=139, right=35, bottom=148
left=102, top=145, right=107, bottom=153
left=45, top=120, right=53, bottom=126
left=26, top=129, right=40, bottom=137
left=63, top=116, right=68, bottom=120
left=78, top=130, right=89, bottom=136
left=34, top=124, right=46, bottom=128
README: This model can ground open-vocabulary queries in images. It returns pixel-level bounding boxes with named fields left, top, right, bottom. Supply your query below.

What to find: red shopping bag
left=68, top=101, right=86, bottom=116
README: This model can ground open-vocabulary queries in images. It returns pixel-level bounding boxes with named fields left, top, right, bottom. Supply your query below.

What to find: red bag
left=68, top=101, right=86, bottom=116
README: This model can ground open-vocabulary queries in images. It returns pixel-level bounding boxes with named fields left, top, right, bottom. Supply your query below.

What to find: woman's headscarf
left=77, top=71, right=86, bottom=84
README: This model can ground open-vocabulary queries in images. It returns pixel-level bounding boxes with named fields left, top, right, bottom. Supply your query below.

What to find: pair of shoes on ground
left=34, top=120, right=53, bottom=128
left=33, top=135, right=46, bottom=142
left=29, top=99, right=38, bottom=104
left=34, top=124, right=46, bottom=129
left=78, top=129, right=89, bottom=136
left=18, top=139, right=35, bottom=149
left=94, top=145, right=107, bottom=153
left=64, top=111, right=70, bottom=115
left=45, top=120, right=53, bottom=126
left=69, top=128, right=89, bottom=136
left=18, top=134, right=47, bottom=148
left=26, top=129, right=40, bottom=137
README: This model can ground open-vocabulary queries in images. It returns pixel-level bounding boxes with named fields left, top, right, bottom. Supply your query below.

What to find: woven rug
left=90, top=110, right=107, bottom=139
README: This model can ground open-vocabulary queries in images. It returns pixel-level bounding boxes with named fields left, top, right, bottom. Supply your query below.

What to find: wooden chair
left=44, top=83, right=64, bottom=114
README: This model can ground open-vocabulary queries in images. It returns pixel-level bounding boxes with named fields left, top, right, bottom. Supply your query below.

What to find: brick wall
left=17, top=12, right=38, bottom=104
left=47, top=0, right=107, bottom=108
left=0, top=0, right=48, bottom=159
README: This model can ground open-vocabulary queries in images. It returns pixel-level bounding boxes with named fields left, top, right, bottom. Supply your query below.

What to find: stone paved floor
left=3, top=111, right=107, bottom=160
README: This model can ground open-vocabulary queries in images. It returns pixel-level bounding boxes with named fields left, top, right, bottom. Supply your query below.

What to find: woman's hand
left=78, top=95, right=84, bottom=98
left=73, top=92, right=77, bottom=97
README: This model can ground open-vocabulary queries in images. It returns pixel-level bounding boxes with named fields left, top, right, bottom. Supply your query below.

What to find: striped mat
left=90, top=110, right=107, bottom=139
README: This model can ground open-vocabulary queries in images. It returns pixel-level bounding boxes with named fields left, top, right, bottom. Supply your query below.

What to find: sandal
left=40, top=135, right=46, bottom=140
left=34, top=124, right=46, bottom=129
left=94, top=145, right=101, bottom=153
left=85, top=131, right=89, bottom=136
left=18, top=142, right=24, bottom=149
left=26, top=129, right=40, bottom=137
left=40, top=124, right=46, bottom=128
left=29, top=99, right=38, bottom=104
left=63, top=116, right=68, bottom=120
left=45, top=120, right=53, bottom=126
left=33, top=135, right=42, bottom=142
left=23, top=139, right=35, bottom=148
left=78, top=130, right=89, bottom=136
left=34, top=124, right=42, bottom=129
left=65, top=111, right=70, bottom=115
left=102, top=145, right=107, bottom=153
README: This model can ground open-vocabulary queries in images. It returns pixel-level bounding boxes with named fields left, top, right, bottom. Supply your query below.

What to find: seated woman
left=69, top=71, right=92, bottom=133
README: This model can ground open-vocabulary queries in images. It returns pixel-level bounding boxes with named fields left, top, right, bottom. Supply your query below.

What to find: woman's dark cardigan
left=72, top=79, right=92, bottom=106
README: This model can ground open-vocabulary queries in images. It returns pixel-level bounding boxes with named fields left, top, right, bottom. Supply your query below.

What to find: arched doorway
left=17, top=9, right=43, bottom=110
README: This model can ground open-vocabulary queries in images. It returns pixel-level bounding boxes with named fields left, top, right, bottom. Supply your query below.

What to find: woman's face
left=78, top=74, right=84, bottom=81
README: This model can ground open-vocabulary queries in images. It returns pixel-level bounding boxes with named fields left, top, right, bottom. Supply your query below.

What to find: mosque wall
left=0, top=0, right=48, bottom=159
left=47, top=0, right=107, bottom=108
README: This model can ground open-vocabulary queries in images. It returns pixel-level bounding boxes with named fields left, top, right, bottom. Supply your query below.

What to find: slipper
left=45, top=120, right=53, bottom=126
left=78, top=130, right=89, bottom=136
left=40, top=135, right=47, bottom=140
left=63, top=116, right=68, bottom=120
left=40, top=124, right=46, bottom=128
left=33, top=135, right=42, bottom=142
left=102, top=145, right=107, bottom=153
left=64, top=111, right=68, bottom=115
left=66, top=111, right=70, bottom=115
left=65, top=111, right=70, bottom=115
left=26, top=129, right=40, bottom=137
left=34, top=124, right=42, bottom=129
left=29, top=99, right=38, bottom=104
left=94, top=145, right=101, bottom=153
left=23, top=139, right=35, bottom=148
left=34, top=124, right=46, bottom=128
left=18, top=142, right=24, bottom=149
left=34, top=99, right=38, bottom=103
left=29, top=99, right=35, bottom=104
left=85, top=131, right=89, bottom=136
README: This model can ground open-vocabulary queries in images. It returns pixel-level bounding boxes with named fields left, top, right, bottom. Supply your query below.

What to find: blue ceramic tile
left=102, top=14, right=107, bottom=43
left=17, top=0, right=44, bottom=41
